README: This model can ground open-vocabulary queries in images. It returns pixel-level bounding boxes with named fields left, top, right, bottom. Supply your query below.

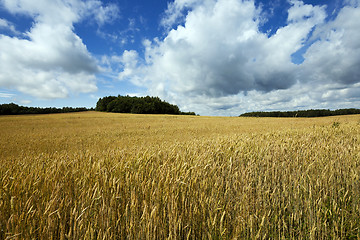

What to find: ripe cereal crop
left=0, top=112, right=359, bottom=239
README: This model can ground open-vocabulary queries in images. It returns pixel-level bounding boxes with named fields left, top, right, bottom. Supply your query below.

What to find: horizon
left=2, top=101, right=360, bottom=118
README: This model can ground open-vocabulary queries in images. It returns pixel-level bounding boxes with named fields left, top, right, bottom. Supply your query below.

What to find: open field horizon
left=2, top=111, right=357, bottom=159
left=1, top=112, right=360, bottom=239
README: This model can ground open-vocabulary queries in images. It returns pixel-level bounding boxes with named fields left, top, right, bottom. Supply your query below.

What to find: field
left=1, top=112, right=359, bottom=239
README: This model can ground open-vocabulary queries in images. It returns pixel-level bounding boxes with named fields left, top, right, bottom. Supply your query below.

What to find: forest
left=240, top=108, right=360, bottom=117
left=96, top=95, right=196, bottom=115
left=0, top=103, right=90, bottom=115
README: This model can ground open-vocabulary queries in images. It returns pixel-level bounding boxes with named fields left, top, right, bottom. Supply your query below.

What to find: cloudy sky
left=0, top=0, right=359, bottom=116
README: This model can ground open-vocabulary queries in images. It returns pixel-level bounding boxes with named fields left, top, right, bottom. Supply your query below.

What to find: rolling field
left=1, top=112, right=360, bottom=239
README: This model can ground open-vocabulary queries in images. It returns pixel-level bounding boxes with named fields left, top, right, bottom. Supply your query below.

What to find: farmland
left=1, top=112, right=360, bottom=239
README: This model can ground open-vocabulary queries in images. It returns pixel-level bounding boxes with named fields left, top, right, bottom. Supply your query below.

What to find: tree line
left=96, top=95, right=196, bottom=115
left=0, top=103, right=91, bottom=115
left=240, top=108, right=360, bottom=118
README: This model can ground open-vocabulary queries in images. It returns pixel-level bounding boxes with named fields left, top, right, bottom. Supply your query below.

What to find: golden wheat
left=0, top=112, right=359, bottom=239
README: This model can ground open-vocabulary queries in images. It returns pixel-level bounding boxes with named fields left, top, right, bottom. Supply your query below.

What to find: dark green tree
left=95, top=95, right=190, bottom=115
left=96, top=96, right=117, bottom=112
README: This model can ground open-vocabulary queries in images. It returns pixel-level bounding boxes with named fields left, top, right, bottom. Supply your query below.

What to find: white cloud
left=18, top=99, right=31, bottom=105
left=160, top=0, right=203, bottom=29
left=0, top=92, right=14, bottom=98
left=287, top=0, right=326, bottom=23
left=118, top=50, right=140, bottom=81
left=120, top=0, right=357, bottom=115
left=303, top=5, right=360, bottom=86
left=0, top=0, right=119, bottom=99
left=1, top=0, right=119, bottom=26
left=0, top=18, right=20, bottom=34
left=344, top=0, right=359, bottom=7
left=86, top=1, right=119, bottom=26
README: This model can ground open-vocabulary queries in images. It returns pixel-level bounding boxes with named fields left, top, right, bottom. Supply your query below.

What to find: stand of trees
left=96, top=95, right=196, bottom=115
left=240, top=108, right=360, bottom=118
left=0, top=103, right=90, bottom=115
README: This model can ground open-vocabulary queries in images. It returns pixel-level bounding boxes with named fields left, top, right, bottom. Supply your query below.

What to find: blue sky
left=0, top=0, right=359, bottom=116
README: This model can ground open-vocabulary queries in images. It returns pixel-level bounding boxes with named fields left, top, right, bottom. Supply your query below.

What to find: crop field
left=1, top=112, right=360, bottom=239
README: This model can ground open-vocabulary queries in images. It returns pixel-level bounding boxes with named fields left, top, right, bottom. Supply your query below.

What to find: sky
left=0, top=0, right=359, bottom=116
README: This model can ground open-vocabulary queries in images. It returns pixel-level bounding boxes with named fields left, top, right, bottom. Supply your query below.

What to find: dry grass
left=0, top=112, right=359, bottom=239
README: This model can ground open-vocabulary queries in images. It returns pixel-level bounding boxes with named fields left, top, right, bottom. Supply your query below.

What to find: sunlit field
left=1, top=112, right=359, bottom=239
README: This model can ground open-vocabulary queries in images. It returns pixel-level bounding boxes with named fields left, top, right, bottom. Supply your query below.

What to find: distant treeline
left=0, top=103, right=90, bottom=115
left=96, top=95, right=196, bottom=115
left=240, top=108, right=360, bottom=118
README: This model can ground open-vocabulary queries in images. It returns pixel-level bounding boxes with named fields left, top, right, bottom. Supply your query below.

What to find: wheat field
left=0, top=112, right=359, bottom=239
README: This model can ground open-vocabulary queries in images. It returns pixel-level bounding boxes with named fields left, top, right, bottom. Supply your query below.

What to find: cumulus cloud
left=160, top=0, right=203, bottom=29
left=115, top=0, right=360, bottom=115
left=118, top=50, right=140, bottom=81
left=303, top=4, right=360, bottom=86
left=0, top=0, right=119, bottom=99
